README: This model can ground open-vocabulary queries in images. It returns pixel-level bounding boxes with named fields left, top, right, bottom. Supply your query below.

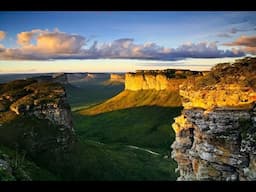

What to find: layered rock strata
left=0, top=79, right=75, bottom=152
left=125, top=69, right=199, bottom=91
left=171, top=57, right=256, bottom=181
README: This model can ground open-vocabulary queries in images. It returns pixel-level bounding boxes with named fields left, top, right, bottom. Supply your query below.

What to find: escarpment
left=81, top=69, right=199, bottom=115
left=0, top=78, right=75, bottom=156
left=125, top=69, right=199, bottom=91
left=110, top=73, right=125, bottom=83
left=171, top=57, right=256, bottom=181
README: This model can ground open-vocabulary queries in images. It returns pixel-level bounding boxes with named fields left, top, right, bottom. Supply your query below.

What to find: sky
left=0, top=11, right=256, bottom=73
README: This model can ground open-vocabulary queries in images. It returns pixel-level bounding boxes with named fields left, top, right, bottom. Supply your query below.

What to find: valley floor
left=0, top=77, right=181, bottom=180
left=64, top=79, right=181, bottom=180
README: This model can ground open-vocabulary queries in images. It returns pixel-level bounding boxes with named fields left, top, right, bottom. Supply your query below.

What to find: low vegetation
left=192, top=57, right=256, bottom=90
left=75, top=106, right=181, bottom=153
left=81, top=90, right=181, bottom=115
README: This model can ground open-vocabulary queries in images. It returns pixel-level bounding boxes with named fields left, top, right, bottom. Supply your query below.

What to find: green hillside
left=81, top=90, right=181, bottom=115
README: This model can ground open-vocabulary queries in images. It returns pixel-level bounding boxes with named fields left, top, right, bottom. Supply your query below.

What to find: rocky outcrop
left=125, top=69, right=199, bottom=91
left=0, top=79, right=75, bottom=152
left=0, top=150, right=31, bottom=181
left=171, top=57, right=256, bottom=181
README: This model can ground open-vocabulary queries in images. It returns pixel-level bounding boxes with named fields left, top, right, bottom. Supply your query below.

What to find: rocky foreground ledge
left=171, top=57, right=256, bottom=181
left=0, top=77, right=75, bottom=153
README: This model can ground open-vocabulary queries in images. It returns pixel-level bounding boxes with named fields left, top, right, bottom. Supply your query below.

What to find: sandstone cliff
left=110, top=73, right=125, bottom=83
left=171, top=57, right=256, bottom=181
left=86, top=73, right=110, bottom=80
left=125, top=69, right=199, bottom=91
left=81, top=69, right=198, bottom=115
left=0, top=79, right=75, bottom=154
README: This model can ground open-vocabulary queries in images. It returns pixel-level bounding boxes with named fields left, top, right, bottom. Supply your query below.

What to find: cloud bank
left=224, top=35, right=256, bottom=54
left=0, top=29, right=247, bottom=61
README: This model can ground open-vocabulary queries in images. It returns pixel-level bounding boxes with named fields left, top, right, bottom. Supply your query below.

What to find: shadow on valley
left=64, top=78, right=181, bottom=180
left=65, top=79, right=124, bottom=111
left=74, top=106, right=182, bottom=153
left=65, top=106, right=181, bottom=180
left=0, top=73, right=181, bottom=180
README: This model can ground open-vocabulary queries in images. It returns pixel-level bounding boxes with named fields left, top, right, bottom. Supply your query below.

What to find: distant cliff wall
left=110, top=74, right=125, bottom=83
left=125, top=70, right=199, bottom=91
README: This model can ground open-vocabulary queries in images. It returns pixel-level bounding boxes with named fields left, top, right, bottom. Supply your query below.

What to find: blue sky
left=0, top=11, right=256, bottom=73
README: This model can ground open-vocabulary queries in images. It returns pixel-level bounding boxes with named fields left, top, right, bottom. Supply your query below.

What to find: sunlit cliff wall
left=110, top=74, right=125, bottom=83
left=171, top=57, right=256, bottom=181
left=125, top=70, right=199, bottom=91
left=82, top=69, right=200, bottom=115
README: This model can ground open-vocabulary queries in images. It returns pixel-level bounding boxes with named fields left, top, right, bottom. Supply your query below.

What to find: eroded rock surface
left=171, top=57, right=256, bottom=181
left=0, top=78, right=75, bottom=152
left=125, top=69, right=200, bottom=91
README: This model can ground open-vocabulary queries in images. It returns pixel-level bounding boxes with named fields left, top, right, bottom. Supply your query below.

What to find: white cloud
left=0, top=29, right=246, bottom=61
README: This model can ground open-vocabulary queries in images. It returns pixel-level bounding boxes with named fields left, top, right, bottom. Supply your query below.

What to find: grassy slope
left=74, top=106, right=182, bottom=153
left=64, top=80, right=181, bottom=180
left=0, top=145, right=59, bottom=181
left=0, top=76, right=181, bottom=180
left=60, top=140, right=177, bottom=180
left=65, top=80, right=124, bottom=110
left=81, top=89, right=181, bottom=115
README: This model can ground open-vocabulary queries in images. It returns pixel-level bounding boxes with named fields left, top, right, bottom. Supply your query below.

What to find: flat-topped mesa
left=86, top=73, right=110, bottom=79
left=30, top=73, right=68, bottom=85
left=171, top=57, right=256, bottom=181
left=65, top=73, right=88, bottom=82
left=110, top=73, right=125, bottom=83
left=125, top=69, right=200, bottom=91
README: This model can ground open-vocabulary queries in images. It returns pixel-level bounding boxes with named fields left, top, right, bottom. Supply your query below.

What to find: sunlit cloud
left=0, top=31, right=6, bottom=41
left=223, top=35, right=256, bottom=54
left=0, top=29, right=247, bottom=61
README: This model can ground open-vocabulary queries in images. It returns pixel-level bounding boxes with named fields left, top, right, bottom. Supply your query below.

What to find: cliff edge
left=171, top=57, right=256, bottom=181
left=81, top=69, right=198, bottom=115
left=0, top=79, right=75, bottom=158
left=125, top=69, right=199, bottom=91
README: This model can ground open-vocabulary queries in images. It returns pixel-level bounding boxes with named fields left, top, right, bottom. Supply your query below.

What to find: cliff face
left=0, top=79, right=75, bottom=153
left=30, top=73, right=68, bottom=85
left=66, top=73, right=87, bottom=82
left=125, top=70, right=199, bottom=91
left=0, top=150, right=31, bottom=181
left=82, top=69, right=198, bottom=115
left=171, top=57, right=256, bottom=181
left=110, top=73, right=125, bottom=83
left=86, top=73, right=110, bottom=80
